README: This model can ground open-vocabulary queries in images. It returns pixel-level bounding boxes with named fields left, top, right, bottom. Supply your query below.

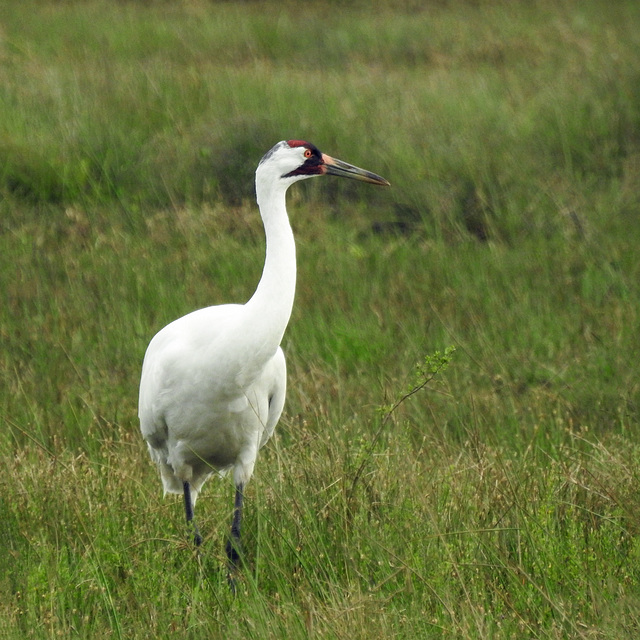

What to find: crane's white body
left=139, top=141, right=299, bottom=504
left=138, top=307, right=287, bottom=503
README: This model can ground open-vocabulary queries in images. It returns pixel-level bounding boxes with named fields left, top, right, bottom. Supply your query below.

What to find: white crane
left=138, top=139, right=389, bottom=580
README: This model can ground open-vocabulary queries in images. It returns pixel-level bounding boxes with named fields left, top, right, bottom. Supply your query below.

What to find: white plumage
left=138, top=139, right=389, bottom=577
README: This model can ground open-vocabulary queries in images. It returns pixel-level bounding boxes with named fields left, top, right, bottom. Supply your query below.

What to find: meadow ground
left=1, top=0, right=640, bottom=637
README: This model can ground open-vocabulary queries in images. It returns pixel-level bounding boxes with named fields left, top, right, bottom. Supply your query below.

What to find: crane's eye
left=304, top=148, right=313, bottom=159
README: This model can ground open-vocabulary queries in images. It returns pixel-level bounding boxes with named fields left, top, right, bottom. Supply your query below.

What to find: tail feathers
left=158, top=463, right=200, bottom=505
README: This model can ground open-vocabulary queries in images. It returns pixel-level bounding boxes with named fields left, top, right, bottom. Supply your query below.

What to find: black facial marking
left=283, top=143, right=324, bottom=178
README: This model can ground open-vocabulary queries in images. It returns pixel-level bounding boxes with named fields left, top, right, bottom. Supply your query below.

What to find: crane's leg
left=225, top=483, right=244, bottom=590
left=183, top=481, right=203, bottom=546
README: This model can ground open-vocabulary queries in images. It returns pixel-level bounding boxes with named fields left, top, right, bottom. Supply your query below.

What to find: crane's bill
left=322, top=154, right=390, bottom=186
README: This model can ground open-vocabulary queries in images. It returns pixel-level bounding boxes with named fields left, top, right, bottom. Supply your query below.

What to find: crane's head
left=257, top=140, right=390, bottom=189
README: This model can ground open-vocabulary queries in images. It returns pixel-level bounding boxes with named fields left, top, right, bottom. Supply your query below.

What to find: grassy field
left=1, top=0, right=640, bottom=637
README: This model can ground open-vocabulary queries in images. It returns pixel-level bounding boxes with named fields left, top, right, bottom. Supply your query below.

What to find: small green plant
left=347, top=347, right=456, bottom=512
left=379, top=347, right=457, bottom=422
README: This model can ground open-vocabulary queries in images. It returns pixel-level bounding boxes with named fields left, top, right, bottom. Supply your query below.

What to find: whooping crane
left=138, top=139, right=389, bottom=583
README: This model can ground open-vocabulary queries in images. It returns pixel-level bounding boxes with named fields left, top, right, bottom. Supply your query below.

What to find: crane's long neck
left=250, top=183, right=297, bottom=328
left=234, top=177, right=296, bottom=382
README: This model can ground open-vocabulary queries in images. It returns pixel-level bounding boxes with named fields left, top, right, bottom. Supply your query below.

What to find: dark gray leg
left=183, top=481, right=203, bottom=546
left=226, top=483, right=244, bottom=589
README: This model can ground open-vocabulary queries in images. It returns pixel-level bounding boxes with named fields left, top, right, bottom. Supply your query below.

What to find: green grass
left=1, top=0, right=640, bottom=637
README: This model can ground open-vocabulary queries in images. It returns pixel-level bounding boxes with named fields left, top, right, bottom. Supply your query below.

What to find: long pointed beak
left=322, top=154, right=390, bottom=186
